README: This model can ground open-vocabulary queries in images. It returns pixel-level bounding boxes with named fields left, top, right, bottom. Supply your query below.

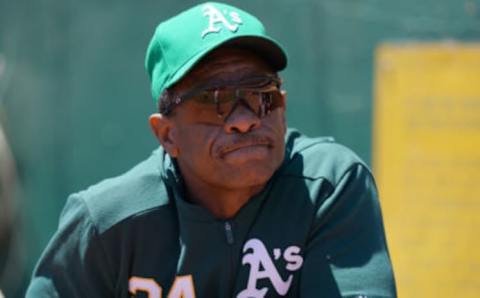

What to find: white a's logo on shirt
left=237, top=238, right=304, bottom=298
left=201, top=4, right=243, bottom=38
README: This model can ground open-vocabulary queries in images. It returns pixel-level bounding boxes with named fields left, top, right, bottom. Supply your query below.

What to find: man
left=27, top=2, right=396, bottom=297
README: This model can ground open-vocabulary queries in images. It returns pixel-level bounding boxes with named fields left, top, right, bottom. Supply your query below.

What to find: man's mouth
left=216, top=136, right=273, bottom=158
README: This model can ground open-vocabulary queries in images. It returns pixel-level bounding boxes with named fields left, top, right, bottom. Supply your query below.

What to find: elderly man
left=27, top=2, right=396, bottom=297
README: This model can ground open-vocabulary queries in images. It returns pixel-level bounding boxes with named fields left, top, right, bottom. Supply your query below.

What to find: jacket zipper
left=224, top=221, right=234, bottom=244
left=224, top=221, right=236, bottom=296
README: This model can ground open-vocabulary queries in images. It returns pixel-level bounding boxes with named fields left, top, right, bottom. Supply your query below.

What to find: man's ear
left=280, top=90, right=287, bottom=111
left=149, top=113, right=179, bottom=157
left=280, top=90, right=287, bottom=132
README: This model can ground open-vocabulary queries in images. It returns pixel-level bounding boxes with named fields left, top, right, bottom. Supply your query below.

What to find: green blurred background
left=0, top=0, right=479, bottom=297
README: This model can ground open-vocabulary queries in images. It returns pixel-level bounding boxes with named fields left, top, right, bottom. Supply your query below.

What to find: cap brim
left=166, top=35, right=287, bottom=90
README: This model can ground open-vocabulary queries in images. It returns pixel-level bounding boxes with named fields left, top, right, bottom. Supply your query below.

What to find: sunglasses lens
left=217, top=89, right=281, bottom=118
left=189, top=87, right=282, bottom=122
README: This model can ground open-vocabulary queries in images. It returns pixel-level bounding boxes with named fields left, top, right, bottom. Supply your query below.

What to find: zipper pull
left=224, top=221, right=234, bottom=244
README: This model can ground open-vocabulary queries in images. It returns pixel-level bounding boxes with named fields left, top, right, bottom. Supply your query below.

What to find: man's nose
left=223, top=103, right=261, bottom=134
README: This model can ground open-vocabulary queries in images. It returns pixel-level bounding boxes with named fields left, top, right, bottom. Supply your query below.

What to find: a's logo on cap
left=201, top=4, right=243, bottom=38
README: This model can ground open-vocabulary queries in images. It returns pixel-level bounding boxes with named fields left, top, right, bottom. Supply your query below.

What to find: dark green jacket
left=27, top=130, right=396, bottom=297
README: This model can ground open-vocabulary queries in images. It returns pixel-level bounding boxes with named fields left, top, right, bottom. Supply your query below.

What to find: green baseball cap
left=145, top=2, right=288, bottom=105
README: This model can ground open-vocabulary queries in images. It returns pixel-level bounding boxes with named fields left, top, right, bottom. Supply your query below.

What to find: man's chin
left=218, top=162, right=278, bottom=188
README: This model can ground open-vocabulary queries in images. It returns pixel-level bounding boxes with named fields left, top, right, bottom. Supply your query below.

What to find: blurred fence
left=0, top=122, right=22, bottom=296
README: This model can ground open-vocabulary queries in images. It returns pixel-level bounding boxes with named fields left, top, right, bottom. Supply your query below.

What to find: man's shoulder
left=70, top=148, right=174, bottom=233
left=281, top=128, right=369, bottom=185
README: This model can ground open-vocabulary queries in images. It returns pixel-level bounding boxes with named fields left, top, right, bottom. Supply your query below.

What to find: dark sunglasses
left=161, top=76, right=284, bottom=122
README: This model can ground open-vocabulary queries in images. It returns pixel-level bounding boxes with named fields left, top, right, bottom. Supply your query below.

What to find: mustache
left=214, top=134, right=274, bottom=157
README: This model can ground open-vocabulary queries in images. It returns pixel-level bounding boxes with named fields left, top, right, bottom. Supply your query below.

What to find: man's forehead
left=177, top=47, right=275, bottom=89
